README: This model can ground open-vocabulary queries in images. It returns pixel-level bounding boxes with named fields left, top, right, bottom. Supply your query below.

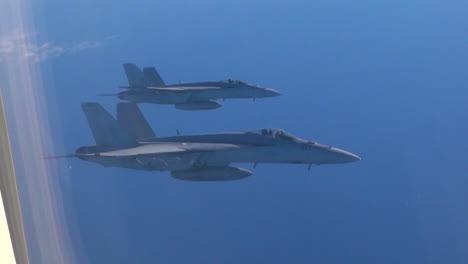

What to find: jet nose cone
left=263, top=88, right=281, bottom=97
left=332, top=148, right=361, bottom=163
left=346, top=152, right=361, bottom=162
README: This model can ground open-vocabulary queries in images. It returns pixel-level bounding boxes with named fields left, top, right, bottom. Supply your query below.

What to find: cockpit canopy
left=246, top=128, right=301, bottom=141
left=223, top=79, right=247, bottom=85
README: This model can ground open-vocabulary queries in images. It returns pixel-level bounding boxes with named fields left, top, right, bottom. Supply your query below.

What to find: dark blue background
left=36, top=0, right=468, bottom=263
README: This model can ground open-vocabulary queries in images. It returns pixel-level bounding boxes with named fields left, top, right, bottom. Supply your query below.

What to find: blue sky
left=12, top=0, right=468, bottom=263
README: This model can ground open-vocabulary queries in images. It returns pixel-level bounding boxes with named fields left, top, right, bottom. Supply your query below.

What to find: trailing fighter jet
left=100, top=63, right=281, bottom=110
left=48, top=103, right=360, bottom=181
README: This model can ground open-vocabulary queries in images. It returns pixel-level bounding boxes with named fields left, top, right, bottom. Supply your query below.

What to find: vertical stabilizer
left=117, top=103, right=156, bottom=140
left=123, top=63, right=144, bottom=87
left=143, top=67, right=165, bottom=87
left=81, top=103, right=135, bottom=146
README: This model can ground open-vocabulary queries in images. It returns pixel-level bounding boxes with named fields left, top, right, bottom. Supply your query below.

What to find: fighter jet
left=100, top=63, right=281, bottom=110
left=49, top=103, right=360, bottom=181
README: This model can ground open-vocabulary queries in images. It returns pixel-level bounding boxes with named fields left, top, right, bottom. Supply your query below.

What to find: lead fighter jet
left=101, top=63, right=281, bottom=110
left=49, top=103, right=360, bottom=181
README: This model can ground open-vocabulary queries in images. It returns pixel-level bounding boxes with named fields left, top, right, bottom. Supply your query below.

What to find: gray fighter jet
left=100, top=63, right=281, bottom=110
left=50, top=103, right=360, bottom=181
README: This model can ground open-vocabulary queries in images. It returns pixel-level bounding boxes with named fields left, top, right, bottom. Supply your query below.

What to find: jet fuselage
left=118, top=81, right=281, bottom=106
left=76, top=129, right=360, bottom=172
left=63, top=103, right=361, bottom=181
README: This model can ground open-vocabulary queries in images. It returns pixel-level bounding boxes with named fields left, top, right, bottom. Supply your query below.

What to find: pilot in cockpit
left=261, top=129, right=274, bottom=137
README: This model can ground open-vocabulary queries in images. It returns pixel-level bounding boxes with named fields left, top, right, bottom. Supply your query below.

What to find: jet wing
left=146, top=86, right=220, bottom=92
left=97, top=143, right=187, bottom=156
left=147, top=87, right=185, bottom=91
left=96, top=142, right=241, bottom=157
left=177, top=143, right=241, bottom=152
